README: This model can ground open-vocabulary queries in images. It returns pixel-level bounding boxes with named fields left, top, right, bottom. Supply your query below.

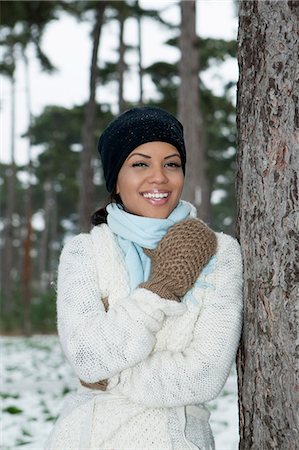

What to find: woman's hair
left=91, top=187, right=122, bottom=226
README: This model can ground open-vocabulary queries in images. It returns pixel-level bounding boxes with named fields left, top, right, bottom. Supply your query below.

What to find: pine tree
left=236, top=1, right=298, bottom=447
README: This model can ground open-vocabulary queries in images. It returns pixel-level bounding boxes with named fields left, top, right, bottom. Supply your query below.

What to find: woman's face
left=116, top=141, right=184, bottom=219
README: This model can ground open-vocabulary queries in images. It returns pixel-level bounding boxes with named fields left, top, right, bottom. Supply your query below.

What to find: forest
left=1, top=0, right=238, bottom=335
left=1, top=1, right=298, bottom=448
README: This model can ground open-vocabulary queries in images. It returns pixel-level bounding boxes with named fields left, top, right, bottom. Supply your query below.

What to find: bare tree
left=2, top=45, right=17, bottom=315
left=1, top=1, right=62, bottom=332
left=116, top=7, right=127, bottom=114
left=236, top=1, right=298, bottom=448
left=79, top=1, right=107, bottom=232
left=39, top=181, right=54, bottom=293
left=135, top=0, right=144, bottom=106
left=21, top=50, right=33, bottom=336
left=178, top=0, right=210, bottom=223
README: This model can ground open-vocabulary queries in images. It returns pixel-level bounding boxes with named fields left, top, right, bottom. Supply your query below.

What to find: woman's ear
left=116, top=183, right=120, bottom=195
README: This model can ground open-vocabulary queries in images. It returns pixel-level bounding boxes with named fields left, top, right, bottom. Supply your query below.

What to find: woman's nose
left=148, top=166, right=168, bottom=184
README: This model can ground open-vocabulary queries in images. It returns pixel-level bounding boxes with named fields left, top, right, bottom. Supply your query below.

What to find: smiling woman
left=45, top=106, right=243, bottom=450
left=116, top=141, right=184, bottom=218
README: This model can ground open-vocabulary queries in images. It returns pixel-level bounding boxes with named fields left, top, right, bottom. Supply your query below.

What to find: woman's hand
left=140, top=218, right=217, bottom=301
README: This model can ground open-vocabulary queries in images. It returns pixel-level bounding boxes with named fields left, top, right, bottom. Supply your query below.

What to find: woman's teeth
left=142, top=192, right=169, bottom=199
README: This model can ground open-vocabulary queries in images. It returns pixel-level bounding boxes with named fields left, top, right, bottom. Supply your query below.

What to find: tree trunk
left=136, top=0, right=144, bottom=106
left=21, top=214, right=32, bottom=336
left=21, top=50, right=33, bottom=336
left=79, top=1, right=107, bottom=232
left=2, top=56, right=17, bottom=314
left=48, top=184, right=58, bottom=282
left=236, top=1, right=298, bottom=448
left=39, top=181, right=53, bottom=293
left=117, top=12, right=126, bottom=114
left=178, top=0, right=210, bottom=223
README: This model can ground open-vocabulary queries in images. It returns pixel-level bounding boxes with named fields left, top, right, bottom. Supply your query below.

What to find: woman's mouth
left=140, top=191, right=170, bottom=205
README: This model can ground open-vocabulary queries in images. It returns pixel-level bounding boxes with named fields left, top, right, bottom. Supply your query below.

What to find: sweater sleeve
left=57, top=234, right=186, bottom=383
left=111, top=235, right=243, bottom=407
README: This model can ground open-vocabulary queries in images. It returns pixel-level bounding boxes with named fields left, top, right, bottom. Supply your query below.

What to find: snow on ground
left=1, top=335, right=239, bottom=449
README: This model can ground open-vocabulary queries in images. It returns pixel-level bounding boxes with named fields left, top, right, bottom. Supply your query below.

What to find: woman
left=45, top=106, right=243, bottom=450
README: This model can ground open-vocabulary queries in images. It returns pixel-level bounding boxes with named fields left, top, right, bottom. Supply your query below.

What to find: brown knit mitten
left=140, top=219, right=217, bottom=301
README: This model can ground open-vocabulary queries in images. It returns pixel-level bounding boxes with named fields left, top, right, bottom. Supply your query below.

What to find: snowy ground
left=1, top=335, right=239, bottom=449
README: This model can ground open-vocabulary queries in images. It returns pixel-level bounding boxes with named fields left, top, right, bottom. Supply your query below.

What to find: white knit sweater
left=45, top=223, right=243, bottom=450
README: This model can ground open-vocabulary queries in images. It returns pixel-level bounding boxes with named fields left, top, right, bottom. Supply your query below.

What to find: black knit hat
left=98, top=106, right=186, bottom=192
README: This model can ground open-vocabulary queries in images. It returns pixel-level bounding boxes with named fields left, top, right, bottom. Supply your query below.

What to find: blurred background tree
left=0, top=0, right=62, bottom=334
left=0, top=0, right=238, bottom=334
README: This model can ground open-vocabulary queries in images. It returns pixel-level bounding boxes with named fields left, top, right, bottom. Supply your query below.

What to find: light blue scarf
left=107, top=201, right=193, bottom=290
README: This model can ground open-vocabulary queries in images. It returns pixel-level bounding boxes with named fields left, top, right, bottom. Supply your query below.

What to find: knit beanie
left=98, top=106, right=186, bottom=193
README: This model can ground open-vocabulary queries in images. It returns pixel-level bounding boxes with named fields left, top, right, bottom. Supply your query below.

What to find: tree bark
left=136, top=0, right=144, bottom=106
left=48, top=183, right=58, bottom=280
left=21, top=50, right=33, bottom=336
left=2, top=52, right=17, bottom=314
left=236, top=1, right=298, bottom=448
left=21, top=214, right=32, bottom=336
left=178, top=0, right=211, bottom=223
left=79, top=1, right=107, bottom=232
left=117, top=12, right=126, bottom=114
left=39, top=181, right=53, bottom=293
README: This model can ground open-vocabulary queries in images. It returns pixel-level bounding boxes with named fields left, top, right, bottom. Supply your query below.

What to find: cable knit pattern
left=45, top=223, right=243, bottom=450
left=140, top=218, right=217, bottom=300
left=56, top=234, right=185, bottom=383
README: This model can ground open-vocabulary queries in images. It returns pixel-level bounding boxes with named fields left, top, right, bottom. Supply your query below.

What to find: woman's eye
left=165, top=162, right=182, bottom=168
left=132, top=162, right=148, bottom=167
